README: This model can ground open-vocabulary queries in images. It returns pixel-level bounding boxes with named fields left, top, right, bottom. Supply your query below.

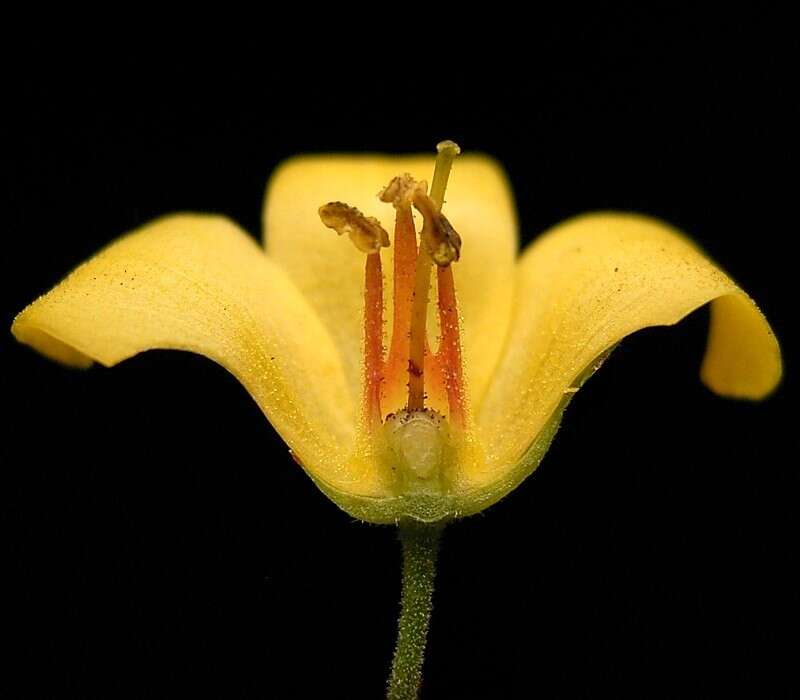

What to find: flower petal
left=469, top=212, right=781, bottom=502
left=262, top=154, right=517, bottom=406
left=11, top=214, right=369, bottom=495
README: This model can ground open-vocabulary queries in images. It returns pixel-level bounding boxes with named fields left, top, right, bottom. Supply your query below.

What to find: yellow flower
left=11, top=144, right=782, bottom=526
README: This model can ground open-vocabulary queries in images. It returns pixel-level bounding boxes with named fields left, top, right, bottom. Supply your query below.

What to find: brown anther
left=412, top=193, right=462, bottom=266
left=318, top=201, right=390, bottom=254
left=379, top=174, right=428, bottom=209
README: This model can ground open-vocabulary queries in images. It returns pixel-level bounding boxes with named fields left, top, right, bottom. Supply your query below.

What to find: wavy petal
left=11, top=214, right=373, bottom=495
left=469, top=212, right=781, bottom=499
left=262, top=154, right=517, bottom=407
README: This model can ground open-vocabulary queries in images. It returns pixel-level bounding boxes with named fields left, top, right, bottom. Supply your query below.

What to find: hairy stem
left=386, top=523, right=444, bottom=700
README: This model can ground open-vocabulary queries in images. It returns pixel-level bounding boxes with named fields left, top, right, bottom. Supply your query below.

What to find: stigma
left=317, top=141, right=468, bottom=490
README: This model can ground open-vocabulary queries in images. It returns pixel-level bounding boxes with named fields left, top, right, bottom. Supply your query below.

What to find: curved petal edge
left=11, top=214, right=374, bottom=497
left=470, top=212, right=781, bottom=501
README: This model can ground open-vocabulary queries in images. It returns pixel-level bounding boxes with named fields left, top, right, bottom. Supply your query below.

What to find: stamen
left=379, top=174, right=427, bottom=209
left=382, top=202, right=419, bottom=413
left=406, top=141, right=461, bottom=411
left=318, top=201, right=390, bottom=253
left=318, top=201, right=387, bottom=429
left=435, top=265, right=466, bottom=427
left=412, top=194, right=462, bottom=267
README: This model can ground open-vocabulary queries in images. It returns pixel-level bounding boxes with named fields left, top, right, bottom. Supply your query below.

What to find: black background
left=3, top=16, right=797, bottom=699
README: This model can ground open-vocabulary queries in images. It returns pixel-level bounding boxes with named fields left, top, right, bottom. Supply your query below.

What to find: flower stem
left=386, top=522, right=443, bottom=700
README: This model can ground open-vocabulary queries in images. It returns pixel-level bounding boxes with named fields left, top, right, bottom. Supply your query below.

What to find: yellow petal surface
left=470, top=212, right=781, bottom=503
left=12, top=214, right=369, bottom=495
left=263, top=154, right=517, bottom=408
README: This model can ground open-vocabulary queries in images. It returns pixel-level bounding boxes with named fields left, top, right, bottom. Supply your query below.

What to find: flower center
left=318, top=141, right=467, bottom=492
left=383, top=408, right=449, bottom=495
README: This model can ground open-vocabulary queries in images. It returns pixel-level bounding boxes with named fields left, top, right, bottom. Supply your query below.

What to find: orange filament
left=383, top=206, right=417, bottom=411
left=435, top=265, right=466, bottom=428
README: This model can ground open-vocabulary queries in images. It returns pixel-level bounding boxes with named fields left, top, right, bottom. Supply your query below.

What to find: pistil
left=406, top=243, right=432, bottom=411
left=406, top=141, right=461, bottom=413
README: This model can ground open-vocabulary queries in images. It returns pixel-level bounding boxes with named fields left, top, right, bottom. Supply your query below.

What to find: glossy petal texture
left=12, top=214, right=363, bottom=493
left=472, top=213, right=781, bottom=497
left=263, top=155, right=517, bottom=409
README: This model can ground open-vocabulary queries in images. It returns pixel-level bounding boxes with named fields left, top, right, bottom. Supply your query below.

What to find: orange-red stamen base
left=435, top=265, right=467, bottom=428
